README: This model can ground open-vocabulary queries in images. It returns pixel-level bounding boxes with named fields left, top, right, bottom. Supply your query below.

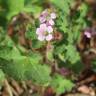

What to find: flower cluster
left=36, top=10, right=56, bottom=41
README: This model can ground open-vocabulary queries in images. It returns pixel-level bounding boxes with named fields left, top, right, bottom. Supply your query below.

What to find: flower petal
left=48, top=19, right=54, bottom=26
left=84, top=31, right=91, bottom=38
left=46, top=34, right=53, bottom=41
left=40, top=23, right=47, bottom=32
left=38, top=35, right=45, bottom=41
left=39, top=16, right=46, bottom=23
left=36, top=27, right=44, bottom=36
left=47, top=26, right=53, bottom=33
left=50, top=13, right=56, bottom=19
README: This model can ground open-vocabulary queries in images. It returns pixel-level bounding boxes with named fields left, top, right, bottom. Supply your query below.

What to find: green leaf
left=50, top=0, right=74, bottom=14
left=25, top=24, right=37, bottom=40
left=0, top=44, right=51, bottom=85
left=0, top=46, right=21, bottom=60
left=56, top=13, right=69, bottom=33
left=7, top=0, right=24, bottom=12
left=23, top=5, right=42, bottom=16
left=55, top=45, right=66, bottom=55
left=32, top=40, right=45, bottom=49
left=78, top=3, right=88, bottom=18
left=51, top=74, right=74, bottom=95
left=26, top=62, right=51, bottom=85
left=7, top=0, right=25, bottom=20
left=1, top=35, right=14, bottom=47
left=65, top=45, right=80, bottom=64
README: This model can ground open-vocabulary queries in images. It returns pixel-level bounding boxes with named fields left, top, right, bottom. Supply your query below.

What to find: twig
left=4, top=79, right=13, bottom=96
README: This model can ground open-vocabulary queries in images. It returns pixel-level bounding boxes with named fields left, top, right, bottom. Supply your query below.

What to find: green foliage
left=50, top=0, right=74, bottom=14
left=0, top=57, right=51, bottom=85
left=51, top=74, right=74, bottom=95
left=65, top=44, right=80, bottom=64
left=0, top=0, right=95, bottom=94
left=51, top=0, right=73, bottom=33
left=0, top=50, right=51, bottom=85
left=7, top=0, right=24, bottom=12
left=0, top=0, right=42, bottom=22
left=0, top=36, right=51, bottom=85
left=25, top=23, right=37, bottom=40
left=26, top=63, right=51, bottom=85
left=56, top=12, right=69, bottom=33
left=0, top=0, right=25, bottom=20
left=52, top=1, right=89, bottom=71
left=72, top=3, right=88, bottom=42
left=23, top=5, right=42, bottom=17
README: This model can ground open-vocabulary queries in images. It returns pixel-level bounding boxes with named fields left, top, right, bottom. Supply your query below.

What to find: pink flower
left=84, top=31, right=91, bottom=38
left=48, top=19, right=55, bottom=26
left=36, top=24, right=53, bottom=41
left=39, top=16, right=46, bottom=23
left=50, top=13, right=56, bottom=19
left=47, top=26, right=53, bottom=33
left=36, top=24, right=47, bottom=35
left=39, top=10, right=56, bottom=25
left=40, top=24, right=47, bottom=31
left=39, top=10, right=48, bottom=23
left=46, top=34, right=53, bottom=41
left=36, top=10, right=56, bottom=41
left=38, top=35, right=45, bottom=41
